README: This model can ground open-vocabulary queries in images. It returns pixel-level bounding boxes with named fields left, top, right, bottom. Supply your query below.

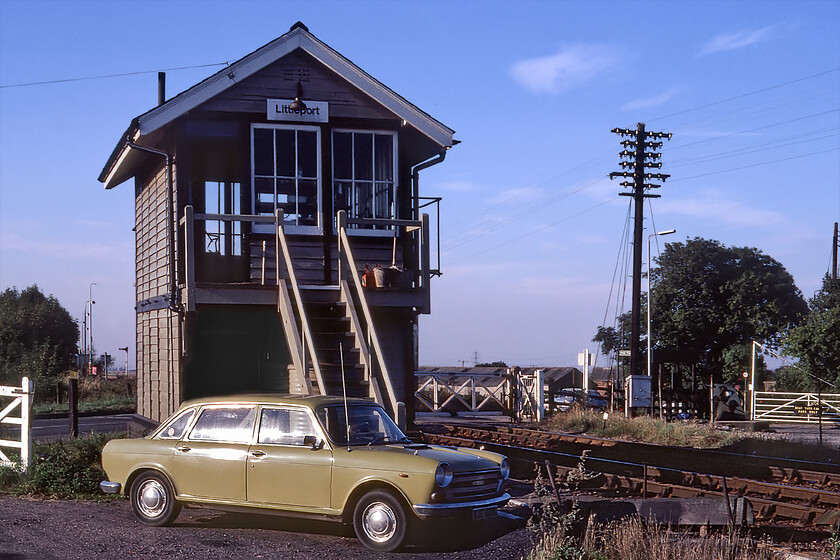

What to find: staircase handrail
left=337, top=211, right=398, bottom=412
left=275, top=210, right=326, bottom=394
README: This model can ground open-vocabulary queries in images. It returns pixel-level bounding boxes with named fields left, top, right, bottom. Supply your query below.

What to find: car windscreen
left=316, top=404, right=408, bottom=446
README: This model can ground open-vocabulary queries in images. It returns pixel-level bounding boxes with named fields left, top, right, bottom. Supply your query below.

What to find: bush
left=21, top=433, right=120, bottom=498
left=0, top=464, right=24, bottom=491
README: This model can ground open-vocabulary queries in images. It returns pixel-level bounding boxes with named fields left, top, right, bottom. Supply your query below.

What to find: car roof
left=178, top=394, right=377, bottom=410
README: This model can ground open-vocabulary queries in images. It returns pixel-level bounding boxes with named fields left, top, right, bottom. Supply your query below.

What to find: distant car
left=100, top=394, right=510, bottom=551
left=551, top=388, right=608, bottom=411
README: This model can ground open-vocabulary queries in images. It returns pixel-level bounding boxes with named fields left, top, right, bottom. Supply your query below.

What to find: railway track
left=419, top=424, right=840, bottom=530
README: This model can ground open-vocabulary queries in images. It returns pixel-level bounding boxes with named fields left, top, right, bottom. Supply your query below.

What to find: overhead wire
left=0, top=63, right=229, bottom=88
left=440, top=67, right=838, bottom=262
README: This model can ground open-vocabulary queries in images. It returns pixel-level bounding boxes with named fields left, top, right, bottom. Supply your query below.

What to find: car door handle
left=176, top=445, right=191, bottom=453
left=251, top=450, right=266, bottom=458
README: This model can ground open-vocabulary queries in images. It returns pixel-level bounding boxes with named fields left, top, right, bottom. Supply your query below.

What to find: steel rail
left=422, top=430, right=840, bottom=528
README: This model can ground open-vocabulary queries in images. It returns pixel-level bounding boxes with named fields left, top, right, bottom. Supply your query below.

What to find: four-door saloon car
left=100, top=394, right=510, bottom=551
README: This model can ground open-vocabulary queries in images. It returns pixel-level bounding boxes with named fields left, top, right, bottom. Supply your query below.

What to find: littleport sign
left=267, top=99, right=329, bottom=123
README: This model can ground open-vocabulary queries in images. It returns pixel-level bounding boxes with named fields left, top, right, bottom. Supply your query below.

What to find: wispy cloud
left=658, top=189, right=783, bottom=227
left=697, top=25, right=778, bottom=57
left=487, top=186, right=544, bottom=205
left=622, top=88, right=680, bottom=112
left=510, top=45, right=625, bottom=94
left=0, top=230, right=132, bottom=262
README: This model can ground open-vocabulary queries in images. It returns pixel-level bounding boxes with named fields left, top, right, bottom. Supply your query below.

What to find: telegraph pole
left=832, top=222, right=838, bottom=280
left=610, top=123, right=672, bottom=377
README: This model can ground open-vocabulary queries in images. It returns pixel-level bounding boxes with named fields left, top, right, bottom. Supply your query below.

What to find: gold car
left=100, top=394, right=510, bottom=551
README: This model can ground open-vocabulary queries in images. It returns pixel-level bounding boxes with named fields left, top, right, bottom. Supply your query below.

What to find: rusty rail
left=421, top=425, right=840, bottom=528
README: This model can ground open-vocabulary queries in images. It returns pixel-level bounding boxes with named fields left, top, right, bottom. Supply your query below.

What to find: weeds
left=828, top=523, right=840, bottom=559
left=543, top=409, right=746, bottom=449
left=564, top=450, right=602, bottom=491
left=527, top=513, right=778, bottom=560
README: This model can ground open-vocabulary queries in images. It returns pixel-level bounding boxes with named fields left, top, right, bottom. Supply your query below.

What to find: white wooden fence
left=753, top=391, right=840, bottom=424
left=0, top=377, right=34, bottom=468
left=414, top=368, right=545, bottom=422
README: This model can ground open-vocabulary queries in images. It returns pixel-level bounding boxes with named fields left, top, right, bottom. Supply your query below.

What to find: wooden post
left=183, top=205, right=196, bottom=312
left=710, top=373, right=715, bottom=423
left=658, top=364, right=663, bottom=420
left=68, top=377, right=79, bottom=438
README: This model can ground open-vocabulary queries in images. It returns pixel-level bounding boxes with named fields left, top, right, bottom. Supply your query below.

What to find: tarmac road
left=0, top=497, right=530, bottom=560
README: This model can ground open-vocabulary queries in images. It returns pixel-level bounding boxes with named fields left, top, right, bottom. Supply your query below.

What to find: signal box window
left=252, top=124, right=321, bottom=234
left=332, top=130, right=396, bottom=231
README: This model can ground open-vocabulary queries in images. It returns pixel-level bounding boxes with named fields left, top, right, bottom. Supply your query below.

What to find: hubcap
left=137, top=479, right=167, bottom=518
left=362, top=501, right=397, bottom=543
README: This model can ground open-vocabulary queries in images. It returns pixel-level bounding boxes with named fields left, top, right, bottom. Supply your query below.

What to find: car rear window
left=257, top=408, right=315, bottom=446
left=188, top=406, right=256, bottom=443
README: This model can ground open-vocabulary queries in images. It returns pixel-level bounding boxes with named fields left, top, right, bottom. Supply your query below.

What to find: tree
left=0, top=286, right=79, bottom=399
left=647, top=238, right=807, bottom=381
left=475, top=361, right=508, bottom=368
left=783, top=275, right=840, bottom=391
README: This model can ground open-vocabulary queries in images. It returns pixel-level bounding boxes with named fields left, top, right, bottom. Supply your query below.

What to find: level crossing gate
left=753, top=391, right=840, bottom=424
left=0, top=377, right=34, bottom=469
left=414, top=368, right=544, bottom=422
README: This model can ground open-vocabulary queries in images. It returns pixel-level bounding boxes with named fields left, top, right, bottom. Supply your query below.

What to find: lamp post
left=88, top=283, right=96, bottom=375
left=646, top=230, right=675, bottom=378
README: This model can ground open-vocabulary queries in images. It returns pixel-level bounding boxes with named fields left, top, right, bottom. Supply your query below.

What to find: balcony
left=179, top=207, right=436, bottom=313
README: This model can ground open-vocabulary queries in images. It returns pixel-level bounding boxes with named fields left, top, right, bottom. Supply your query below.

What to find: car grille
left=442, top=469, right=502, bottom=502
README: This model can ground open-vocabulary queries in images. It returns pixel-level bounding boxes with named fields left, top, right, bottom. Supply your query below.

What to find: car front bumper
left=100, top=481, right=121, bottom=494
left=412, top=492, right=511, bottom=518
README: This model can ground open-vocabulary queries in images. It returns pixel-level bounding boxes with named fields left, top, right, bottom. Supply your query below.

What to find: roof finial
left=290, top=21, right=309, bottom=32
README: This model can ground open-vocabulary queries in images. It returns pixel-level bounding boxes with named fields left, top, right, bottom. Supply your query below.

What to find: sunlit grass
left=542, top=408, right=746, bottom=449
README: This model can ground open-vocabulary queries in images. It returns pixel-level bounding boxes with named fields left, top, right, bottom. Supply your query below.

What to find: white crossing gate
left=0, top=377, right=34, bottom=468
left=753, top=391, right=840, bottom=424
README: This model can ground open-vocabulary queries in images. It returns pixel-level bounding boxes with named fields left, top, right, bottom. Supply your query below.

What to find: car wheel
left=352, top=489, right=408, bottom=552
left=130, top=471, right=181, bottom=526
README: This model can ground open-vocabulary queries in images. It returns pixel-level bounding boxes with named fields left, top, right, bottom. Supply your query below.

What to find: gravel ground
left=0, top=497, right=531, bottom=560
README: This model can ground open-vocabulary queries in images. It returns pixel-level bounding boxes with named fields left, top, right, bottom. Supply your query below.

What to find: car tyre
left=352, top=489, right=408, bottom=552
left=130, top=471, right=181, bottom=526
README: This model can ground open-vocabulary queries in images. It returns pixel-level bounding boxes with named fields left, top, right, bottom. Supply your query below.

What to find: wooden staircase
left=298, top=288, right=370, bottom=399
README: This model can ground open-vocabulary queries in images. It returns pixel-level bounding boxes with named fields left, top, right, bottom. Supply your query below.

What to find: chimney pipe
left=158, top=72, right=166, bottom=106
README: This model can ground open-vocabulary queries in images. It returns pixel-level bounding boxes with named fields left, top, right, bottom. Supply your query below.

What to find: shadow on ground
left=173, top=507, right=527, bottom=553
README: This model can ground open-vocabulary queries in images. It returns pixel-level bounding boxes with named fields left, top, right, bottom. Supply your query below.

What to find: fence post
left=21, top=377, right=33, bottom=469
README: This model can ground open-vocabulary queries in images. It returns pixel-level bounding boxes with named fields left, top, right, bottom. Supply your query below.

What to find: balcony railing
left=179, top=207, right=434, bottom=313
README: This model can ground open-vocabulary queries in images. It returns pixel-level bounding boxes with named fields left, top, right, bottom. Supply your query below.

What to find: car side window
left=188, top=406, right=256, bottom=443
left=158, top=408, right=196, bottom=440
left=258, top=408, right=315, bottom=446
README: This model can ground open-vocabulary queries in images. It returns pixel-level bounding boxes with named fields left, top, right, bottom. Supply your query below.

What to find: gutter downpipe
left=410, top=150, right=446, bottom=222
left=408, top=150, right=446, bottom=429
left=125, top=136, right=179, bottom=313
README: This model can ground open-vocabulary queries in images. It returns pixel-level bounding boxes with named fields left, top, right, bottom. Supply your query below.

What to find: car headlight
left=435, top=462, right=453, bottom=488
left=499, top=458, right=510, bottom=480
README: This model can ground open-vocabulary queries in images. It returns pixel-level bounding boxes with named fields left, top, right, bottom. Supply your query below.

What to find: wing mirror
left=303, top=435, right=323, bottom=450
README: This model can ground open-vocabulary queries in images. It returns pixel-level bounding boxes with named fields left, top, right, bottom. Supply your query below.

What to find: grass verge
left=542, top=408, right=747, bottom=448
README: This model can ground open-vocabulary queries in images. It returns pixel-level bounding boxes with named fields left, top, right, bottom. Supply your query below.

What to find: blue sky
left=1, top=0, right=838, bottom=371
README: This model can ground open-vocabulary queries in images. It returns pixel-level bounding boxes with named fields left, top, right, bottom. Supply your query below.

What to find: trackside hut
left=98, top=23, right=454, bottom=423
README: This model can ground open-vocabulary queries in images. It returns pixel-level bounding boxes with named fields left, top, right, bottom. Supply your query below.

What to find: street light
left=88, top=283, right=96, bottom=375
left=647, top=229, right=676, bottom=379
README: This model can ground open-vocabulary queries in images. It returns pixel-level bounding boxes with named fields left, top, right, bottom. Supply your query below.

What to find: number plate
left=472, top=506, right=498, bottom=521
